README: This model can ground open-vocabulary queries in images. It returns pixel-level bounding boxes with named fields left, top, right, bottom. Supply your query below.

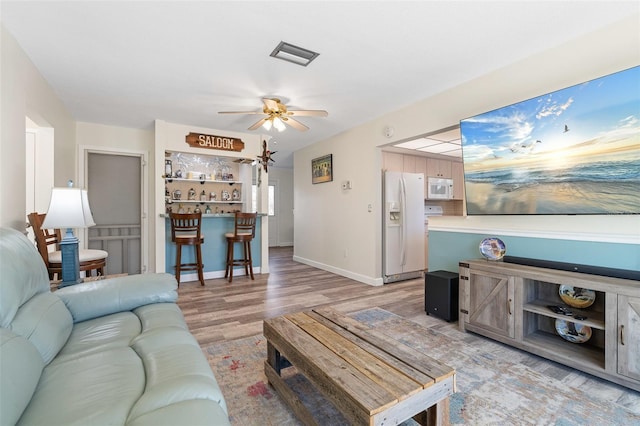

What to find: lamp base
left=58, top=230, right=82, bottom=288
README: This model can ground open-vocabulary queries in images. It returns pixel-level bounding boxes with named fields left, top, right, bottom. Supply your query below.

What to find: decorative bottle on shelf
left=200, top=190, right=207, bottom=202
left=164, top=159, right=172, bottom=178
left=194, top=206, right=201, bottom=213
left=209, top=192, right=217, bottom=201
left=178, top=204, right=185, bottom=213
left=188, top=188, right=196, bottom=200
left=205, top=205, right=211, bottom=214
left=232, top=188, right=240, bottom=201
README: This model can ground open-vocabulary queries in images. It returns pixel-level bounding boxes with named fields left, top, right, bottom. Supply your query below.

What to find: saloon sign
left=185, top=132, right=245, bottom=152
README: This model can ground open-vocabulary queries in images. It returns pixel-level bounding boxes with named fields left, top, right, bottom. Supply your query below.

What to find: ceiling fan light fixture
left=273, top=117, right=286, bottom=132
left=270, top=41, right=319, bottom=67
left=262, top=119, right=273, bottom=131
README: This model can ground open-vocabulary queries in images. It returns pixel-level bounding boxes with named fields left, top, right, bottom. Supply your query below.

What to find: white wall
left=294, top=14, right=640, bottom=285
left=1, top=25, right=76, bottom=230
left=268, top=167, right=294, bottom=246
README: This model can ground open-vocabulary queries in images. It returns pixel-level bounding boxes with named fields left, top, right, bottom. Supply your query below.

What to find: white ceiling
left=2, top=1, right=638, bottom=167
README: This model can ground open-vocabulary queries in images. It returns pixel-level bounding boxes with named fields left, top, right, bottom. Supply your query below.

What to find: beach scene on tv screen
left=460, top=66, right=640, bottom=215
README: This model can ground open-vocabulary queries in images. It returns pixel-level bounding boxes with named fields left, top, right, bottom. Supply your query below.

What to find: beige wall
left=293, top=14, right=640, bottom=285
left=1, top=25, right=76, bottom=230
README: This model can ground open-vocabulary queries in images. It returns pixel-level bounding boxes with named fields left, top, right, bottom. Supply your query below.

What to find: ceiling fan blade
left=262, top=98, right=280, bottom=111
left=248, top=117, right=269, bottom=130
left=283, top=117, right=309, bottom=132
left=218, top=111, right=263, bottom=115
left=287, top=110, right=328, bottom=117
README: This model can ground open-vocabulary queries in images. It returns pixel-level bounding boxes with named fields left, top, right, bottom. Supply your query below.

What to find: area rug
left=203, top=308, right=640, bottom=425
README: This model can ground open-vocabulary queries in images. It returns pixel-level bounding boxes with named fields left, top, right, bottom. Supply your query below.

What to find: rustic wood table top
left=263, top=307, right=456, bottom=426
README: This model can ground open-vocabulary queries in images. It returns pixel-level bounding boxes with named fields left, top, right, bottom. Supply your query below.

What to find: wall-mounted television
left=460, top=66, right=639, bottom=215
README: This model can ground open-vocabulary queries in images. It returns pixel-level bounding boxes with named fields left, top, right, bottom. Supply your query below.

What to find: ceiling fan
left=219, top=98, right=328, bottom=132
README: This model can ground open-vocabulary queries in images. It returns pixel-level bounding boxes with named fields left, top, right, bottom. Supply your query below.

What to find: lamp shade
left=42, top=188, right=96, bottom=229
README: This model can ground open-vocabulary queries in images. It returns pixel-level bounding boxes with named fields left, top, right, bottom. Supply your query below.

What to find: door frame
left=78, top=145, right=149, bottom=273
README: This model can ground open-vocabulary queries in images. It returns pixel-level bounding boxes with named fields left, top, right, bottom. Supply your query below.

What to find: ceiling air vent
left=270, top=41, right=319, bottom=67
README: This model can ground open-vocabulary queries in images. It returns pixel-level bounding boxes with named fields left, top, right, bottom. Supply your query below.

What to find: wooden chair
left=224, top=212, right=257, bottom=283
left=169, top=212, right=205, bottom=286
left=27, top=212, right=108, bottom=281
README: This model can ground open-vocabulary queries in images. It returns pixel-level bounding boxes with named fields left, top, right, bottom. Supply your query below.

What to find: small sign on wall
left=312, top=154, right=333, bottom=184
left=185, top=132, right=245, bottom=152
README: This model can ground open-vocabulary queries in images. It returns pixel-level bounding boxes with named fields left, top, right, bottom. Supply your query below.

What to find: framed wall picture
left=311, top=154, right=333, bottom=184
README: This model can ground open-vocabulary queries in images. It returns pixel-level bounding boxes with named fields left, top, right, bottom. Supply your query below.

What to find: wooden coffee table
left=263, top=307, right=456, bottom=426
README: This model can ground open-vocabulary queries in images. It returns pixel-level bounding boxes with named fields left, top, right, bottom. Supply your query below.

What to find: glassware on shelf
left=188, top=188, right=196, bottom=200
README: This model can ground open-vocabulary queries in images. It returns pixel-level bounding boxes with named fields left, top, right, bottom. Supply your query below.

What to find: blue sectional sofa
left=0, top=227, right=230, bottom=425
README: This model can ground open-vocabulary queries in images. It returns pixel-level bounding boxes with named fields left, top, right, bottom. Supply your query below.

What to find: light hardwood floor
left=177, top=246, right=429, bottom=346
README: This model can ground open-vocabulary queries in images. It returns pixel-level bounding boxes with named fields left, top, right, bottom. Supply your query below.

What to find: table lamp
left=41, top=181, right=96, bottom=287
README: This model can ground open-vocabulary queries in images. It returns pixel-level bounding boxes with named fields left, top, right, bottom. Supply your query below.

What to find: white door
left=268, top=180, right=278, bottom=247
left=86, top=152, right=144, bottom=275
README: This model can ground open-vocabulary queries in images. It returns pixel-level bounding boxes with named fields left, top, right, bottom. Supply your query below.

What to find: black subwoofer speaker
left=424, top=270, right=459, bottom=322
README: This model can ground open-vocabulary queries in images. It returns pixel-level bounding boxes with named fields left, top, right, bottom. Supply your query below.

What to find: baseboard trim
left=292, top=255, right=383, bottom=287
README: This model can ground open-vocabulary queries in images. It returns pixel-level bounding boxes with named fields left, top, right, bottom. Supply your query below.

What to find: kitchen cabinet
left=427, top=158, right=452, bottom=178
left=402, top=155, right=416, bottom=173
left=459, top=259, right=640, bottom=391
left=451, top=162, right=464, bottom=200
left=415, top=157, right=428, bottom=195
left=382, top=152, right=404, bottom=172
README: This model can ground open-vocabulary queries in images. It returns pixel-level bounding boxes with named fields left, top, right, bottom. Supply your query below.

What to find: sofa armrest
left=55, top=274, right=178, bottom=323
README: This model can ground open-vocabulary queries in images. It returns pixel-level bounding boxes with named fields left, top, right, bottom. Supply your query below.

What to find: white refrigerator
left=383, top=171, right=425, bottom=283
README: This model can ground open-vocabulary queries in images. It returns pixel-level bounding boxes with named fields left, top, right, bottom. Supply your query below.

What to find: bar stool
left=169, top=212, right=205, bottom=286
left=224, top=212, right=257, bottom=283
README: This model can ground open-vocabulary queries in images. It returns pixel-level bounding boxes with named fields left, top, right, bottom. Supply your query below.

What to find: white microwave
left=427, top=177, right=453, bottom=199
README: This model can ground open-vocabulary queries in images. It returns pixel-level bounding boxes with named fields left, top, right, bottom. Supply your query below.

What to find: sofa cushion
left=0, top=329, right=44, bottom=426
left=0, top=228, right=50, bottom=328
left=9, top=292, right=72, bottom=364
left=127, top=327, right=227, bottom=422
left=126, top=399, right=231, bottom=426
left=17, top=346, right=145, bottom=426
left=53, top=311, right=142, bottom=362
left=56, top=273, right=178, bottom=323
left=134, top=303, right=189, bottom=332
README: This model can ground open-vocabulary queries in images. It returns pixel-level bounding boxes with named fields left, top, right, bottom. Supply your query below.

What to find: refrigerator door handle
left=400, top=176, right=406, bottom=266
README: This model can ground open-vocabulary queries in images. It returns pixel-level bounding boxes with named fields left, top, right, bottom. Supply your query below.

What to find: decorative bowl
left=479, top=237, right=506, bottom=261
left=559, top=285, right=596, bottom=308
left=555, top=319, right=592, bottom=344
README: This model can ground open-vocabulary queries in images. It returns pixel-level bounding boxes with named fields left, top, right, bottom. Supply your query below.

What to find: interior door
left=87, top=152, right=142, bottom=275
